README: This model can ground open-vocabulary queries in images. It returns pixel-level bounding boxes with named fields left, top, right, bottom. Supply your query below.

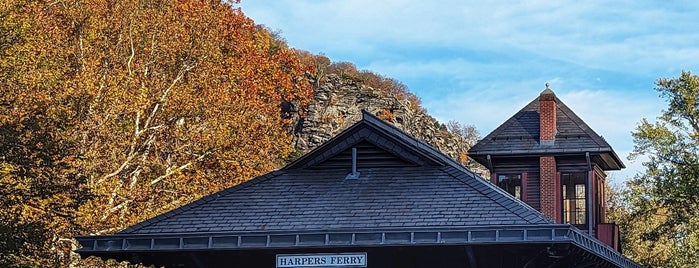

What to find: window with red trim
left=562, top=172, right=587, bottom=227
left=497, top=174, right=522, bottom=200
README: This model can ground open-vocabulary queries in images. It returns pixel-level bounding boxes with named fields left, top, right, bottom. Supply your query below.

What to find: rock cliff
left=286, top=73, right=487, bottom=175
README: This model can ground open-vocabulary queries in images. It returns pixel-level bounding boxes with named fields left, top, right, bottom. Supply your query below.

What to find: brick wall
left=539, top=156, right=559, bottom=222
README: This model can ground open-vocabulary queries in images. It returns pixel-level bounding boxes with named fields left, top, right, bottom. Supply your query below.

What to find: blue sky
left=237, top=1, right=699, bottom=183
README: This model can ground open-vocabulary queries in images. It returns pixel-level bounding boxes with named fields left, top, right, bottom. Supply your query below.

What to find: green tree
left=624, top=71, right=699, bottom=267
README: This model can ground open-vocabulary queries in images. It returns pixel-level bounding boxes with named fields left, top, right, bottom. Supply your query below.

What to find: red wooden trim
left=597, top=172, right=606, bottom=223
left=521, top=172, right=528, bottom=203
left=491, top=172, right=497, bottom=184
left=597, top=223, right=619, bottom=250
left=555, top=171, right=562, bottom=223
left=590, top=171, right=596, bottom=228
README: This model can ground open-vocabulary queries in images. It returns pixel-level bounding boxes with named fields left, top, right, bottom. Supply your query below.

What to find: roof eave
left=76, top=225, right=641, bottom=268
left=469, top=149, right=626, bottom=171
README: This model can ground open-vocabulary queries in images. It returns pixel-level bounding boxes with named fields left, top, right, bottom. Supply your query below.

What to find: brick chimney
left=539, top=156, right=559, bottom=222
left=539, top=84, right=556, bottom=145
left=539, top=84, right=560, bottom=222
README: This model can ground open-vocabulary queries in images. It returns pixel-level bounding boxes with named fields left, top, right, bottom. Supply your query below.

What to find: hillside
left=286, top=57, right=485, bottom=174
left=0, top=1, right=482, bottom=266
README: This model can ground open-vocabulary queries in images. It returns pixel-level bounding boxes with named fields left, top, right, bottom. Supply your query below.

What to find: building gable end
left=285, top=111, right=444, bottom=170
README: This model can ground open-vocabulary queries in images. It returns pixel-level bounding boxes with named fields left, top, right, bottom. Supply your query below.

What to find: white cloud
left=241, top=0, right=699, bottom=75
left=238, top=1, right=697, bottom=180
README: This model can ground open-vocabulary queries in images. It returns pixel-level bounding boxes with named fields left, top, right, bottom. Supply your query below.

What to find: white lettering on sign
left=276, top=253, right=367, bottom=268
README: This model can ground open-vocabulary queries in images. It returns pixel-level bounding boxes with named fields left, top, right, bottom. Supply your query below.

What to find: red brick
left=539, top=90, right=557, bottom=142
left=539, top=156, right=559, bottom=222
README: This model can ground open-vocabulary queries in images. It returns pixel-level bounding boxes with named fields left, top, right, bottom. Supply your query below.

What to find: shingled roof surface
left=120, top=111, right=552, bottom=235
left=123, top=167, right=550, bottom=234
left=77, top=111, right=643, bottom=268
left=468, top=93, right=623, bottom=164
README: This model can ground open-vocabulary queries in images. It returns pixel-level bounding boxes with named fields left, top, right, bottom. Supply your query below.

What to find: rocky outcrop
left=287, top=74, right=487, bottom=175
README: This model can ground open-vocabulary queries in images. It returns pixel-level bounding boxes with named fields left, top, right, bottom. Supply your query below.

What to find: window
left=497, top=174, right=522, bottom=200
left=596, top=173, right=605, bottom=225
left=562, top=173, right=587, bottom=226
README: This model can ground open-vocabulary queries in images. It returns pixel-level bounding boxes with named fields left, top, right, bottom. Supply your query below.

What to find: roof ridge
left=362, top=111, right=552, bottom=224
left=553, top=96, right=613, bottom=149
left=283, top=120, right=365, bottom=170
left=119, top=170, right=286, bottom=234
left=285, top=110, right=448, bottom=170
left=469, top=99, right=537, bottom=152
left=360, top=110, right=446, bottom=165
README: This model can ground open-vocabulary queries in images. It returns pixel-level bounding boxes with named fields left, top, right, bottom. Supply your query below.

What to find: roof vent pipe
left=346, top=147, right=360, bottom=179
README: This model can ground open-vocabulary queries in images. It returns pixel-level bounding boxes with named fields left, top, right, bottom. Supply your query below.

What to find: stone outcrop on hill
left=286, top=74, right=487, bottom=175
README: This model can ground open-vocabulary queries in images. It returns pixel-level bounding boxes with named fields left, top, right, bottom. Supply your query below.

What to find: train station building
left=77, top=89, right=641, bottom=267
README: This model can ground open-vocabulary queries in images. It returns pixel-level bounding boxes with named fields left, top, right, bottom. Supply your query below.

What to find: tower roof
left=468, top=90, right=624, bottom=170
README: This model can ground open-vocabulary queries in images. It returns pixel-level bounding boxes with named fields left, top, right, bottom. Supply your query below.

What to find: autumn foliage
left=0, top=0, right=481, bottom=266
left=297, top=51, right=423, bottom=112
left=1, top=0, right=312, bottom=266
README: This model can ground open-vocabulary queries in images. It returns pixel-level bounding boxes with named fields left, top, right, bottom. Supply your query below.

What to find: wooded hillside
left=0, top=1, right=479, bottom=266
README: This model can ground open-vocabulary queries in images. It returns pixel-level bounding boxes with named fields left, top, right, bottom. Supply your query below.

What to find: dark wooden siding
left=491, top=157, right=541, bottom=210
left=313, top=140, right=416, bottom=169
left=556, top=155, right=589, bottom=173
left=525, top=172, right=540, bottom=210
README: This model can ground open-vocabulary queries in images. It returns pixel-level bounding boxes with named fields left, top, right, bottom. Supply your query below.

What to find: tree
left=1, top=0, right=313, bottom=266
left=623, top=71, right=699, bottom=267
left=606, top=183, right=691, bottom=267
left=1, top=1, right=92, bottom=266
left=446, top=120, right=480, bottom=166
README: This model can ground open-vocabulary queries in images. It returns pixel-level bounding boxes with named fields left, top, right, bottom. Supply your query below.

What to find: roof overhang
left=76, top=224, right=639, bottom=268
left=469, top=149, right=625, bottom=171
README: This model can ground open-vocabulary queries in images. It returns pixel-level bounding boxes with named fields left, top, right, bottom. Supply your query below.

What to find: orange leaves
left=2, top=0, right=314, bottom=265
left=377, top=109, right=396, bottom=122
left=64, top=0, right=314, bottom=228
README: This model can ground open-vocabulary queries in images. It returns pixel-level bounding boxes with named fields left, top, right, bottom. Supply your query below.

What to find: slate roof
left=76, top=111, right=640, bottom=268
left=121, top=167, right=546, bottom=234
left=468, top=90, right=625, bottom=170
left=120, top=111, right=551, bottom=234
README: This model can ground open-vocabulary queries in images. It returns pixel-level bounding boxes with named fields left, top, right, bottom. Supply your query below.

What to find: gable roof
left=118, top=111, right=551, bottom=235
left=76, top=111, right=640, bottom=268
left=468, top=91, right=625, bottom=170
left=285, top=110, right=453, bottom=170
